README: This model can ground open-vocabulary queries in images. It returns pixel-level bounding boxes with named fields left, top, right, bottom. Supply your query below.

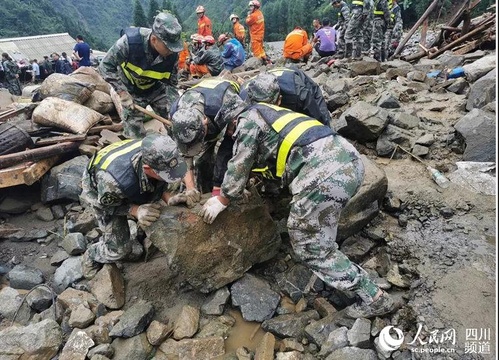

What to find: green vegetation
left=0, top=0, right=494, bottom=51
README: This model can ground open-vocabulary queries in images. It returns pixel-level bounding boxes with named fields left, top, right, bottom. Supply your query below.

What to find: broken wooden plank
left=23, top=155, right=60, bottom=185
left=452, top=39, right=483, bottom=55
left=0, top=141, right=80, bottom=169
left=87, top=123, right=123, bottom=135
left=0, top=156, right=58, bottom=188
left=35, top=134, right=87, bottom=147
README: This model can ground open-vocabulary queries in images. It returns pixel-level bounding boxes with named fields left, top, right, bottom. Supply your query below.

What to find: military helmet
left=196, top=5, right=205, bottom=13
left=246, top=73, right=280, bottom=104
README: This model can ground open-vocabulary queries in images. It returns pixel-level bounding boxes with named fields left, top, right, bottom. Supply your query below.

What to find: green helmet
left=246, top=73, right=280, bottom=104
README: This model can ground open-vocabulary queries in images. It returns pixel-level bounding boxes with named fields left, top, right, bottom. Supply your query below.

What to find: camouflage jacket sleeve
left=382, top=0, right=390, bottom=24
left=220, top=112, right=261, bottom=200
left=340, top=4, right=350, bottom=25
left=393, top=5, right=403, bottom=31
left=98, top=35, right=130, bottom=93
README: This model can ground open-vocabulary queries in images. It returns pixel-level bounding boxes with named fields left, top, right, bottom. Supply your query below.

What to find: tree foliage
left=134, top=0, right=149, bottom=27
left=148, top=0, right=161, bottom=26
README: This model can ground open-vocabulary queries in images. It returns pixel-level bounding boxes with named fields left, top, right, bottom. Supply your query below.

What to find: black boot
left=381, top=49, right=387, bottom=62
left=373, top=51, right=381, bottom=62
left=345, top=43, right=353, bottom=60
left=353, top=44, right=363, bottom=60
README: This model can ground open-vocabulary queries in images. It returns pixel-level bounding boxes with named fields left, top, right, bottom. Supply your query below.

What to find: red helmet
left=203, top=35, right=215, bottom=45
left=218, top=34, right=229, bottom=44
left=249, top=0, right=261, bottom=8
left=196, top=5, right=205, bottom=13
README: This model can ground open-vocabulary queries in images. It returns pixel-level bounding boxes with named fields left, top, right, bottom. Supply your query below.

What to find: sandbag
left=84, top=90, right=115, bottom=114
left=32, top=97, right=106, bottom=134
left=38, top=73, right=96, bottom=104
left=70, top=66, right=110, bottom=94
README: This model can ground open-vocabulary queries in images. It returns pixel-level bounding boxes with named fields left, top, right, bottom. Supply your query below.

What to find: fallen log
left=0, top=141, right=80, bottom=169
left=87, top=123, right=123, bottom=134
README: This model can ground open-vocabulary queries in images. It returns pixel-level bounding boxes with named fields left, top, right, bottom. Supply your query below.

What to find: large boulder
left=332, top=102, right=390, bottom=143
left=41, top=155, right=88, bottom=203
left=337, top=156, right=388, bottom=241
left=466, top=68, right=496, bottom=111
left=454, top=108, right=496, bottom=162
left=147, top=199, right=281, bottom=293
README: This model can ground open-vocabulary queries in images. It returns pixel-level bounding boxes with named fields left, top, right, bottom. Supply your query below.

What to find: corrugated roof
left=0, top=33, right=77, bottom=61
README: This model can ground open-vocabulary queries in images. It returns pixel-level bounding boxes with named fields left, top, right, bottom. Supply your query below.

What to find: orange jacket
left=197, top=15, right=212, bottom=36
left=283, top=28, right=309, bottom=58
left=178, top=41, right=189, bottom=70
left=245, top=9, right=265, bottom=40
left=233, top=22, right=246, bottom=44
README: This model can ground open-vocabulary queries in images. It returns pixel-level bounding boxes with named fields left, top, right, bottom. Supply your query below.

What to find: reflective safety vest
left=374, top=0, right=386, bottom=15
left=251, top=103, right=335, bottom=178
left=170, top=78, right=240, bottom=119
left=121, top=28, right=178, bottom=91
left=352, top=0, right=364, bottom=6
left=88, top=139, right=155, bottom=204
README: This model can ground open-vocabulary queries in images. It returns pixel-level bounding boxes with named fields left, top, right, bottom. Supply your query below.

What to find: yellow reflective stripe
left=120, top=63, right=157, bottom=90
left=100, top=141, right=142, bottom=170
left=192, top=78, right=225, bottom=89
left=374, top=9, right=384, bottom=14
left=269, top=68, right=293, bottom=77
left=272, top=113, right=307, bottom=132
left=93, top=139, right=134, bottom=165
left=124, top=62, right=171, bottom=80
left=352, top=0, right=364, bottom=5
left=276, top=121, right=323, bottom=177
left=251, top=166, right=275, bottom=179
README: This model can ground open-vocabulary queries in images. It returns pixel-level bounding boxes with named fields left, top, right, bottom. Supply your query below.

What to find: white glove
left=136, top=203, right=161, bottom=227
left=200, top=197, right=227, bottom=224
left=168, top=188, right=201, bottom=208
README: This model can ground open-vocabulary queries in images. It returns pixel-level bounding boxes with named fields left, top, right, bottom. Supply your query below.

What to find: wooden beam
left=87, top=123, right=123, bottom=134
left=0, top=156, right=59, bottom=188
left=420, top=19, right=429, bottom=47
left=35, top=134, right=87, bottom=147
left=0, top=141, right=80, bottom=169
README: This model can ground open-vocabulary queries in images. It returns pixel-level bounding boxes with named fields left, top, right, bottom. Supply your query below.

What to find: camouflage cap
left=214, top=93, right=249, bottom=127
left=152, top=12, right=183, bottom=52
left=171, top=107, right=206, bottom=156
left=246, top=73, right=280, bottom=104
left=141, top=134, right=187, bottom=182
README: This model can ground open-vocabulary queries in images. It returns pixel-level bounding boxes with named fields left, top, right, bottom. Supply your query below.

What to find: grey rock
left=88, top=344, right=114, bottom=359
left=196, top=316, right=233, bottom=339
left=69, top=303, right=96, bottom=328
left=59, top=329, right=95, bottom=360
left=147, top=199, right=281, bottom=293
left=370, top=317, right=388, bottom=336
left=173, top=305, right=200, bottom=340
left=390, top=112, right=420, bottom=130
left=51, top=204, right=66, bottom=219
left=385, top=67, right=411, bottom=80
left=318, top=326, right=349, bottom=358
left=482, top=101, right=496, bottom=113
left=446, top=78, right=468, bottom=94
left=50, top=250, right=70, bottom=266
left=348, top=58, right=380, bottom=76
left=67, top=208, right=98, bottom=234
left=376, top=124, right=416, bottom=157
left=305, top=315, right=338, bottom=346
left=413, top=58, right=443, bottom=74
left=146, top=320, right=171, bottom=345
left=201, top=287, right=230, bottom=315
left=231, top=274, right=280, bottom=322
left=340, top=236, right=376, bottom=262
left=262, top=310, right=320, bottom=339
left=0, top=196, right=32, bottom=214
left=244, top=56, right=265, bottom=70
left=333, top=101, right=389, bottom=143
left=347, top=318, right=371, bottom=348
left=26, top=286, right=54, bottom=312
left=276, top=264, right=320, bottom=303
left=412, top=144, right=429, bottom=157
left=323, top=79, right=349, bottom=95
left=436, top=52, right=465, bottom=68
left=41, top=155, right=88, bottom=203
left=7, top=229, right=50, bottom=242
left=0, top=287, right=24, bottom=319
left=377, top=92, right=400, bottom=109
left=8, top=264, right=44, bottom=290
left=462, top=54, right=496, bottom=82
left=109, top=301, right=155, bottom=338
left=158, top=337, right=225, bottom=359
left=406, top=70, right=427, bottom=82
left=326, top=346, right=378, bottom=360
left=36, top=206, right=54, bottom=221
left=415, top=134, right=435, bottom=146
left=466, top=68, right=496, bottom=111
left=326, top=93, right=350, bottom=111
left=52, top=256, right=84, bottom=293
left=454, top=108, right=496, bottom=161
left=62, top=232, right=87, bottom=255
left=89, top=264, right=125, bottom=309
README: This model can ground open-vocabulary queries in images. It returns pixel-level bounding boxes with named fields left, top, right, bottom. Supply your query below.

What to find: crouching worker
left=200, top=73, right=396, bottom=318
left=80, top=134, right=187, bottom=279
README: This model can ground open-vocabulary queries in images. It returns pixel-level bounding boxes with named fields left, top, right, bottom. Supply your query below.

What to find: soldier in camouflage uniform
left=362, top=0, right=374, bottom=54
left=372, top=0, right=391, bottom=62
left=385, top=0, right=403, bottom=58
left=1, top=53, right=22, bottom=96
left=80, top=134, right=187, bottom=278
left=169, top=78, right=247, bottom=199
left=99, top=12, right=183, bottom=139
left=331, top=0, right=350, bottom=59
left=343, top=0, right=371, bottom=60
left=200, top=73, right=396, bottom=318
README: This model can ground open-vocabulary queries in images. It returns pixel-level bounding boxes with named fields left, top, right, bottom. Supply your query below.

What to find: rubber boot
left=345, top=43, right=353, bottom=60
left=373, top=51, right=381, bottom=62
left=381, top=49, right=387, bottom=62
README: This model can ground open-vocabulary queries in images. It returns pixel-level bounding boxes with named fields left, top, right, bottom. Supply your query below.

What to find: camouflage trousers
left=287, top=137, right=379, bottom=304
left=123, top=84, right=178, bottom=139
left=385, top=25, right=403, bottom=57
left=344, top=8, right=364, bottom=47
left=363, top=14, right=374, bottom=52
left=372, top=17, right=387, bottom=54
left=336, top=27, right=346, bottom=54
left=5, top=77, right=22, bottom=96
left=79, top=173, right=132, bottom=264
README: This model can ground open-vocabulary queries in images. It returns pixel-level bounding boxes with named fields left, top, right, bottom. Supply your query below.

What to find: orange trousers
left=250, top=38, right=266, bottom=58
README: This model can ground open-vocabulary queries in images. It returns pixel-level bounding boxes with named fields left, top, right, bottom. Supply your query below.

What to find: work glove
left=119, top=90, right=134, bottom=110
left=168, top=188, right=201, bottom=208
left=136, top=203, right=161, bottom=227
left=200, top=197, right=227, bottom=224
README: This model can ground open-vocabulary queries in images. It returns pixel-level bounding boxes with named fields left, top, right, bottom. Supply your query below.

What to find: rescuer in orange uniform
left=196, top=5, right=212, bottom=36
left=245, top=0, right=268, bottom=62
left=283, top=26, right=313, bottom=62
left=230, top=14, right=246, bottom=47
